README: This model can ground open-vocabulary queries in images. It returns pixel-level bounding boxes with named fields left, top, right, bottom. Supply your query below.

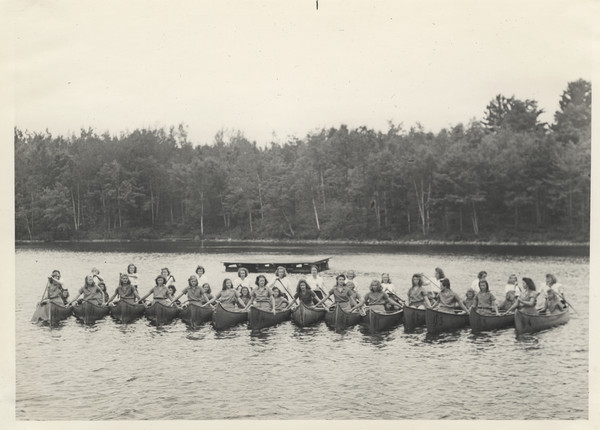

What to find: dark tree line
left=15, top=80, right=590, bottom=242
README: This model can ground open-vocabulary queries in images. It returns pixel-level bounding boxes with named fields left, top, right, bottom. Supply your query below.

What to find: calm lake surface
left=15, top=241, right=589, bottom=420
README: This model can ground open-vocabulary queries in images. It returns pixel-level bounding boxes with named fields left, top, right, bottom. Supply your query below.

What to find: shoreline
left=14, top=238, right=590, bottom=247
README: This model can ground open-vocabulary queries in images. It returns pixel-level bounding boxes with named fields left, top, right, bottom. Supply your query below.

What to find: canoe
left=223, top=257, right=331, bottom=274
left=403, top=305, right=426, bottom=331
left=180, top=302, right=214, bottom=328
left=362, top=308, right=403, bottom=333
left=212, top=302, right=248, bottom=330
left=109, top=300, right=146, bottom=324
left=514, top=308, right=570, bottom=335
left=31, top=301, right=72, bottom=325
left=291, top=303, right=326, bottom=326
left=249, top=306, right=291, bottom=330
left=324, top=304, right=362, bottom=331
left=425, top=308, right=470, bottom=334
left=469, top=308, right=514, bottom=333
left=72, top=301, right=110, bottom=324
left=145, top=301, right=179, bottom=326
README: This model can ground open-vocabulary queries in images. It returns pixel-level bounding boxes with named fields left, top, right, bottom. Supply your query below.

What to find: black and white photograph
left=2, top=0, right=597, bottom=426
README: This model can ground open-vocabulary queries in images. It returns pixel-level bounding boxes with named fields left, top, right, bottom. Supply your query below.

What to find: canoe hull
left=363, top=308, right=403, bottom=333
left=514, top=309, right=570, bottom=334
left=31, top=301, right=72, bottom=325
left=145, top=302, right=179, bottom=326
left=403, top=305, right=426, bottom=331
left=469, top=308, right=514, bottom=333
left=291, top=303, right=326, bottom=326
left=249, top=306, right=291, bottom=330
left=212, top=303, right=248, bottom=330
left=72, top=301, right=110, bottom=324
left=325, top=304, right=362, bottom=331
left=224, top=257, right=330, bottom=274
left=425, top=308, right=470, bottom=334
left=180, top=303, right=214, bottom=328
left=109, top=300, right=146, bottom=323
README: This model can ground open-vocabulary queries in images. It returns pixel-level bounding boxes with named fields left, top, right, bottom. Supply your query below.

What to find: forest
left=14, top=79, right=591, bottom=243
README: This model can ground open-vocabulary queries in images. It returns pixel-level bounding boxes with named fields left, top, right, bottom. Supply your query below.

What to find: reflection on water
left=15, top=243, right=588, bottom=420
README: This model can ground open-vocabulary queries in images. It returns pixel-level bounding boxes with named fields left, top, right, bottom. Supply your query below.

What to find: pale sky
left=9, top=0, right=595, bottom=145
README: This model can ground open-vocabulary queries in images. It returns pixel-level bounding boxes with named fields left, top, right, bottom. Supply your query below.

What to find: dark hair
left=84, top=275, right=95, bottom=286
left=370, top=279, right=383, bottom=293
left=381, top=273, right=392, bottom=283
left=120, top=274, right=131, bottom=286
left=478, top=271, right=487, bottom=279
left=155, top=275, right=167, bottom=285
left=336, top=274, right=346, bottom=282
left=168, top=285, right=176, bottom=293
left=222, top=278, right=233, bottom=290
left=98, top=282, right=106, bottom=291
left=478, top=280, right=489, bottom=292
left=296, top=279, right=311, bottom=295
left=545, top=274, right=557, bottom=286
left=435, top=267, right=445, bottom=279
left=272, top=286, right=281, bottom=296
left=310, top=265, right=318, bottom=272
left=412, top=274, right=423, bottom=287
left=240, top=286, right=250, bottom=297
left=52, top=269, right=61, bottom=276
left=161, top=268, right=174, bottom=282
left=441, top=278, right=451, bottom=289
left=522, top=277, right=536, bottom=291
left=201, top=283, right=212, bottom=294
left=127, top=264, right=137, bottom=274
left=255, top=275, right=268, bottom=286
left=196, top=265, right=205, bottom=275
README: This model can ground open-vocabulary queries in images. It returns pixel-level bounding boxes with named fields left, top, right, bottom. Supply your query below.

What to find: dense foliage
left=15, top=80, right=590, bottom=242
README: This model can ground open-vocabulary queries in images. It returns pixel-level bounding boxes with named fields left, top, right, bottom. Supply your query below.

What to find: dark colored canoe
left=249, top=306, right=291, bottom=330
left=72, top=301, right=110, bottom=324
left=109, top=300, right=146, bottom=324
left=362, top=308, right=404, bottom=333
left=514, top=308, right=570, bottom=335
left=31, top=301, right=72, bottom=325
left=180, top=303, right=214, bottom=328
left=223, top=257, right=330, bottom=274
left=212, top=302, right=248, bottom=330
left=403, top=305, right=426, bottom=331
left=469, top=308, right=514, bottom=333
left=425, top=308, right=470, bottom=334
left=145, top=301, right=179, bottom=326
left=325, top=304, right=362, bottom=331
left=291, top=303, right=326, bottom=326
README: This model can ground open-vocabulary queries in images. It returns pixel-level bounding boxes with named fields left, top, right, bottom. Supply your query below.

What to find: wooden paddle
left=31, top=280, right=51, bottom=322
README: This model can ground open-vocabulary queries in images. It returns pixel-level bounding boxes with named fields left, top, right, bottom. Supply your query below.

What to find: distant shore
left=15, top=237, right=590, bottom=247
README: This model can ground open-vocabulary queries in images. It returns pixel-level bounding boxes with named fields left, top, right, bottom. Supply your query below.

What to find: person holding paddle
left=233, top=267, right=251, bottom=291
left=407, top=274, right=432, bottom=309
left=434, top=278, right=470, bottom=314
left=286, top=279, right=320, bottom=310
left=269, top=266, right=292, bottom=298
left=172, top=276, right=211, bottom=307
left=42, top=270, right=67, bottom=306
left=306, top=265, right=326, bottom=300
left=272, top=286, right=289, bottom=311
left=541, top=288, right=565, bottom=314
left=472, top=280, right=500, bottom=316
left=137, top=275, right=175, bottom=306
left=503, top=277, right=539, bottom=315
left=244, top=275, right=277, bottom=315
left=203, top=278, right=247, bottom=310
left=106, top=273, right=141, bottom=306
left=313, top=274, right=358, bottom=311
left=69, top=275, right=105, bottom=306
left=351, top=280, right=402, bottom=312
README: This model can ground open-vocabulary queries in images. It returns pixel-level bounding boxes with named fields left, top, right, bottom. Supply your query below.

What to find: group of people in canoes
left=40, top=264, right=568, bottom=317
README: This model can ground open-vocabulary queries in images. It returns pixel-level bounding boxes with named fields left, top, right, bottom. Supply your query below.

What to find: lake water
left=15, top=241, right=589, bottom=420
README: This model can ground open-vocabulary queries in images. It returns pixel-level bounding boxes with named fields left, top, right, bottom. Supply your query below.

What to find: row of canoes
left=31, top=300, right=571, bottom=335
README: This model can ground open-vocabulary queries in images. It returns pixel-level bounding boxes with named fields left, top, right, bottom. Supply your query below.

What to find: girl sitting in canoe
left=98, top=282, right=110, bottom=303
left=381, top=273, right=395, bottom=294
left=272, top=286, right=289, bottom=311
left=498, top=290, right=517, bottom=311
left=42, top=271, right=68, bottom=306
left=505, top=274, right=521, bottom=296
left=172, top=276, right=210, bottom=307
left=346, top=270, right=360, bottom=292
left=407, top=274, right=432, bottom=309
left=346, top=281, right=361, bottom=302
left=541, top=288, right=565, bottom=314
left=286, top=279, right=319, bottom=310
left=194, top=265, right=209, bottom=288
left=91, top=267, right=104, bottom=285
left=434, top=278, right=470, bottom=314
left=351, top=280, right=402, bottom=313
left=233, top=267, right=251, bottom=291
left=203, top=279, right=247, bottom=311
left=167, top=285, right=181, bottom=306
left=463, top=288, right=476, bottom=311
left=314, top=274, right=358, bottom=311
left=238, top=286, right=252, bottom=308
left=545, top=273, right=566, bottom=305
left=106, top=274, right=141, bottom=306
left=69, top=275, right=106, bottom=306
left=137, top=275, right=175, bottom=306
left=306, top=265, right=326, bottom=299
left=126, top=264, right=140, bottom=290
left=270, top=266, right=292, bottom=296
left=504, top=277, right=539, bottom=315
left=161, top=268, right=176, bottom=288
left=473, top=280, right=499, bottom=315
left=245, top=275, right=277, bottom=315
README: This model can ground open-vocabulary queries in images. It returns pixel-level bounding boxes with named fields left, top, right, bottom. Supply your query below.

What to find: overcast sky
left=11, top=0, right=594, bottom=145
